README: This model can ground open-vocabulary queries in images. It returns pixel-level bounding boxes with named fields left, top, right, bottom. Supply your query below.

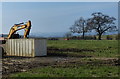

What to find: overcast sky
left=0, top=2, right=118, bottom=35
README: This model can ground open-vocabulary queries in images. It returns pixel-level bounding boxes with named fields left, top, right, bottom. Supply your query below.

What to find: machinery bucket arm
left=24, top=20, right=31, bottom=38
left=7, top=20, right=31, bottom=39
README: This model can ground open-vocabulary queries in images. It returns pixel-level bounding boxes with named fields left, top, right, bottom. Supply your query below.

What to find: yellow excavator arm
left=7, top=20, right=31, bottom=39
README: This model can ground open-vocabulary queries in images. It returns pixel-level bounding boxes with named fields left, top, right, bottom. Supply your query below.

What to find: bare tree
left=86, top=12, right=117, bottom=40
left=70, top=17, right=87, bottom=39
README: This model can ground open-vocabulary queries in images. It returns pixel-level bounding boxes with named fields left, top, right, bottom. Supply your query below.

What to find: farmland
left=2, top=40, right=119, bottom=78
left=47, top=40, right=118, bottom=58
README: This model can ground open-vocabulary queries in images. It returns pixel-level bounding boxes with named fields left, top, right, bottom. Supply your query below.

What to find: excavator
left=7, top=20, right=31, bottom=39
left=0, top=20, right=32, bottom=57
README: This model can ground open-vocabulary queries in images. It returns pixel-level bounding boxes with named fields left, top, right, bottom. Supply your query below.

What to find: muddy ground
left=2, top=56, right=119, bottom=78
left=1, top=47, right=119, bottom=78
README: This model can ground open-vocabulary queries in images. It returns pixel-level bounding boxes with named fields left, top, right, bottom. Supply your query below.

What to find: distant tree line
left=68, top=12, right=117, bottom=40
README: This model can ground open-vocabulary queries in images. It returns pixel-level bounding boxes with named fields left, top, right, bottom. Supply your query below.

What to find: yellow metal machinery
left=0, top=20, right=32, bottom=57
left=7, top=20, right=31, bottom=39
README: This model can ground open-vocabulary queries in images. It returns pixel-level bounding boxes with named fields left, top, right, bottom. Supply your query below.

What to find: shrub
left=106, top=35, right=113, bottom=40
left=115, top=34, right=120, bottom=40
left=84, top=36, right=96, bottom=40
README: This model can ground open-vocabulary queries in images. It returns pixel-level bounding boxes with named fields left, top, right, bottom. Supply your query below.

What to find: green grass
left=9, top=40, right=119, bottom=77
left=10, top=65, right=118, bottom=77
left=47, top=40, right=118, bottom=58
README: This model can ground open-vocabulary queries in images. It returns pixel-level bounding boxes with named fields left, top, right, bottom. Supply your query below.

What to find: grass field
left=47, top=40, right=118, bottom=58
left=9, top=40, right=119, bottom=77
left=10, top=65, right=118, bottom=77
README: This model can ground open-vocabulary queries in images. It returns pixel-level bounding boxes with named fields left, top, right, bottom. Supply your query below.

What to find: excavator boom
left=7, top=20, right=31, bottom=39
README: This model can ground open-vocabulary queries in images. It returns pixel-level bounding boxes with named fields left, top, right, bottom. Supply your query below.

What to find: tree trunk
left=98, top=33, right=102, bottom=40
left=82, top=31, right=85, bottom=39
left=82, top=25, right=85, bottom=39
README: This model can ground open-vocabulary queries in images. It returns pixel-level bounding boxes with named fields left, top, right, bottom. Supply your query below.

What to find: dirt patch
left=47, top=47, right=95, bottom=52
left=47, top=47, right=93, bottom=57
left=1, top=47, right=119, bottom=78
left=2, top=56, right=119, bottom=78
